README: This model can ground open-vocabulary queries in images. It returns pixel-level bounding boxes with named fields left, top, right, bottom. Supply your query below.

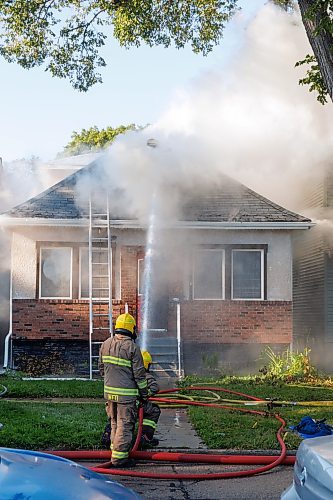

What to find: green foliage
left=62, top=124, right=138, bottom=155
left=15, top=352, right=75, bottom=377
left=261, top=346, right=317, bottom=380
left=0, top=373, right=103, bottom=398
left=305, top=0, right=333, bottom=38
left=0, top=0, right=238, bottom=91
left=295, top=54, right=329, bottom=104
left=270, top=0, right=295, bottom=11
left=0, top=401, right=106, bottom=450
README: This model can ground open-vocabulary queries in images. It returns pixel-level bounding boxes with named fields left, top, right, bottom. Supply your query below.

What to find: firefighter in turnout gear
left=99, top=313, right=148, bottom=468
left=140, top=350, right=161, bottom=448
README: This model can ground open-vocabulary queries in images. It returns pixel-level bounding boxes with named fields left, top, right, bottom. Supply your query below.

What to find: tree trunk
left=298, top=0, right=333, bottom=102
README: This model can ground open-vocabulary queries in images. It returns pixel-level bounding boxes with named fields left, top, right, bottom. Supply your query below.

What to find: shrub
left=260, top=346, right=317, bottom=381
left=15, top=352, right=75, bottom=377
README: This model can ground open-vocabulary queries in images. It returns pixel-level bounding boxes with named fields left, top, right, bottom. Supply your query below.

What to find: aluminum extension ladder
left=88, top=191, right=113, bottom=379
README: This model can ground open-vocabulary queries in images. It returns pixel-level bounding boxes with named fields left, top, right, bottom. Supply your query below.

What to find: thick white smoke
left=76, top=3, right=333, bottom=220
left=151, top=3, right=333, bottom=212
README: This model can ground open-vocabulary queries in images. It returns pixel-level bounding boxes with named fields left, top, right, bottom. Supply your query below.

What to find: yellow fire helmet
left=115, top=313, right=136, bottom=334
left=141, top=350, right=152, bottom=370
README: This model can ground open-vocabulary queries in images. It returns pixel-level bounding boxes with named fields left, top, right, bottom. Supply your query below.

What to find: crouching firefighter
left=140, top=350, right=161, bottom=448
left=99, top=313, right=148, bottom=468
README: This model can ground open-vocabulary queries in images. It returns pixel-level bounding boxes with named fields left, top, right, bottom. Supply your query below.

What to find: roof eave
left=0, top=217, right=314, bottom=230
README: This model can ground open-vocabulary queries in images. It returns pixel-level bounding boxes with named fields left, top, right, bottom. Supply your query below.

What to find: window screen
left=40, top=248, right=72, bottom=298
left=80, top=248, right=89, bottom=298
left=193, top=250, right=224, bottom=299
left=232, top=250, right=263, bottom=299
left=80, top=247, right=110, bottom=299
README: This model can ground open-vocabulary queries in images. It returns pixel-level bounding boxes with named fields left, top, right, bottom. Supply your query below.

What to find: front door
left=137, top=254, right=169, bottom=333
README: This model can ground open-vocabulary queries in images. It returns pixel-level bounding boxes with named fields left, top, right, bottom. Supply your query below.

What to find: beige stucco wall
left=10, top=225, right=293, bottom=301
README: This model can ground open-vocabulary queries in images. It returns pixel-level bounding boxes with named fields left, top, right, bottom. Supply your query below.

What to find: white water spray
left=140, top=192, right=157, bottom=351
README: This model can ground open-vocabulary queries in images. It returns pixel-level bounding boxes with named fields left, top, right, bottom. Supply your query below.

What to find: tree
left=297, top=0, right=333, bottom=102
left=62, top=124, right=139, bottom=156
left=0, top=1, right=237, bottom=92
left=0, top=1, right=332, bottom=103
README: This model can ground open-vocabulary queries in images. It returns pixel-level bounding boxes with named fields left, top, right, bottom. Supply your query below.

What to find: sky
left=0, top=0, right=266, bottom=162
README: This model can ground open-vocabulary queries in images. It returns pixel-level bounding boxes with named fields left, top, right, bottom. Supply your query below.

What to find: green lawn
left=0, top=401, right=106, bottom=449
left=1, top=373, right=333, bottom=451
left=0, top=374, right=103, bottom=398
left=181, top=376, right=333, bottom=450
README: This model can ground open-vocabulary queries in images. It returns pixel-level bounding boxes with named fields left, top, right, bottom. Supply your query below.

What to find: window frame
left=39, top=246, right=73, bottom=300
left=231, top=248, right=264, bottom=301
left=79, top=246, right=89, bottom=300
left=192, top=248, right=225, bottom=300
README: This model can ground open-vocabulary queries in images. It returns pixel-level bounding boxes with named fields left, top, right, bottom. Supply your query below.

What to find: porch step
left=139, top=332, right=181, bottom=379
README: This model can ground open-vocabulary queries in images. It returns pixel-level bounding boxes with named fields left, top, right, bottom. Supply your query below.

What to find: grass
left=1, top=373, right=333, bottom=451
left=0, top=373, right=103, bottom=399
left=181, top=375, right=333, bottom=450
left=0, top=401, right=106, bottom=449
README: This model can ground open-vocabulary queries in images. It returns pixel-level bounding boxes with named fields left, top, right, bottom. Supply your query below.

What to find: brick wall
left=168, top=300, right=292, bottom=344
left=12, top=299, right=136, bottom=341
left=121, top=246, right=140, bottom=308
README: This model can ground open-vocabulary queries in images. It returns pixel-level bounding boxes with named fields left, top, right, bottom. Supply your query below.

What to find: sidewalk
left=153, top=408, right=207, bottom=450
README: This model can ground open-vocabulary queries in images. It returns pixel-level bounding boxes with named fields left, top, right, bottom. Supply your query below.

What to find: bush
left=15, top=352, right=75, bottom=377
left=260, top=346, right=317, bottom=381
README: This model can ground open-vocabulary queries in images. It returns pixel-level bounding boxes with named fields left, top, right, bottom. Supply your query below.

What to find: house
left=293, top=172, right=333, bottom=372
left=0, top=156, right=312, bottom=377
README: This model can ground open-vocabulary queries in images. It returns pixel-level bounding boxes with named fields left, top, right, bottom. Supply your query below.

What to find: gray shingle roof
left=1, top=163, right=311, bottom=224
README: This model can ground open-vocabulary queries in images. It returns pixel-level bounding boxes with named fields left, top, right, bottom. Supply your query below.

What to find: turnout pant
left=106, top=400, right=137, bottom=465
left=142, top=400, right=161, bottom=440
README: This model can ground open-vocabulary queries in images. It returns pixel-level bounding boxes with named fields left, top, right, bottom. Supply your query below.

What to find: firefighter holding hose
left=140, top=350, right=161, bottom=448
left=99, top=313, right=148, bottom=468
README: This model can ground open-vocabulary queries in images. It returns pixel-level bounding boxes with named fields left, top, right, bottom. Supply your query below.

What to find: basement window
left=193, top=249, right=225, bottom=300
left=39, top=247, right=72, bottom=299
left=232, top=249, right=264, bottom=300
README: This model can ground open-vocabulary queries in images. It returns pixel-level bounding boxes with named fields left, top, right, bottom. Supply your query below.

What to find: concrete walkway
left=153, top=408, right=207, bottom=450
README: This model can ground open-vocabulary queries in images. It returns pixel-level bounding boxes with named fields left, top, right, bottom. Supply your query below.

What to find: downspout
left=3, top=265, right=12, bottom=369
left=174, top=298, right=183, bottom=380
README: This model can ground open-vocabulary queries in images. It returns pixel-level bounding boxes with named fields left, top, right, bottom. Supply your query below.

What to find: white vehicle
left=281, top=436, right=333, bottom=500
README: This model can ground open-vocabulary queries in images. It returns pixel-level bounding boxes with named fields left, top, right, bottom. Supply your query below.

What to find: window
left=39, top=247, right=72, bottom=299
left=193, top=249, right=225, bottom=299
left=79, top=247, right=89, bottom=299
left=232, top=249, right=264, bottom=300
left=80, top=247, right=110, bottom=299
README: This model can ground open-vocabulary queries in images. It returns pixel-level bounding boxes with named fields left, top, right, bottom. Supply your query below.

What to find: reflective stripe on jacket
left=99, top=333, right=148, bottom=403
left=146, top=371, right=159, bottom=397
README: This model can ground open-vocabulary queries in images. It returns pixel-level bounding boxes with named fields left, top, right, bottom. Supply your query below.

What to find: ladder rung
left=92, top=262, right=108, bottom=265
left=92, top=238, right=109, bottom=241
left=93, top=313, right=109, bottom=317
left=92, top=287, right=109, bottom=290
left=92, top=369, right=100, bottom=373
left=92, top=341, right=103, bottom=344
left=91, top=355, right=100, bottom=359
left=92, top=276, right=109, bottom=279
left=92, top=248, right=108, bottom=252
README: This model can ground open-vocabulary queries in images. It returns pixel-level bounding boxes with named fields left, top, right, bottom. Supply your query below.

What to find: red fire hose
left=48, top=386, right=295, bottom=480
